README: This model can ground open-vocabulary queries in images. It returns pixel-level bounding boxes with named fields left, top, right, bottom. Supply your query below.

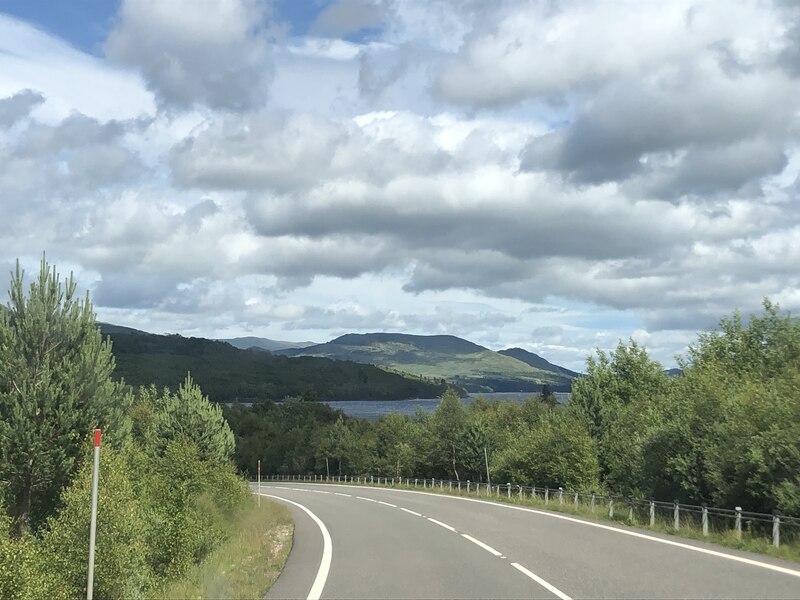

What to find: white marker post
left=87, top=429, right=101, bottom=600
left=257, top=460, right=261, bottom=507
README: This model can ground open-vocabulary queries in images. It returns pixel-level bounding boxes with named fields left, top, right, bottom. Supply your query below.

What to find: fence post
left=574, top=492, right=578, bottom=507
left=559, top=487, right=563, bottom=505
left=467, top=480, right=470, bottom=494
left=609, top=497, right=614, bottom=518
left=649, top=500, right=655, bottom=527
left=520, top=485, right=524, bottom=500
left=507, top=483, right=511, bottom=499
left=673, top=500, right=680, bottom=530
left=545, top=488, right=549, bottom=504
left=773, top=512, right=781, bottom=548
left=702, top=504, right=709, bottom=536
left=449, top=481, right=453, bottom=492
left=415, top=478, right=418, bottom=487
left=627, top=496, right=634, bottom=522
left=591, top=492, right=596, bottom=512
left=458, top=481, right=461, bottom=492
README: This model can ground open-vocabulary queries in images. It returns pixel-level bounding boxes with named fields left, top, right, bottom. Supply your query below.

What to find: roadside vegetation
left=230, top=300, right=800, bottom=538
left=0, top=258, right=287, bottom=598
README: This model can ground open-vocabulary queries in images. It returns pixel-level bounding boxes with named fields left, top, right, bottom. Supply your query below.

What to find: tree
left=151, top=374, right=234, bottom=463
left=430, top=389, right=467, bottom=480
left=0, top=258, right=130, bottom=535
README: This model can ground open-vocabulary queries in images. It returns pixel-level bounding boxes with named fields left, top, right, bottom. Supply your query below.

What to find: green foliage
left=151, top=374, right=235, bottom=463
left=495, top=411, right=600, bottom=490
left=37, top=444, right=152, bottom=600
left=0, top=257, right=130, bottom=535
left=430, top=389, right=468, bottom=480
left=107, top=329, right=449, bottom=402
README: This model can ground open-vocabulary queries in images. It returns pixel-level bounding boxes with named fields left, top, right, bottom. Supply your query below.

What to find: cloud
left=0, top=89, right=44, bottom=127
left=105, top=0, right=273, bottom=110
left=310, top=0, right=385, bottom=38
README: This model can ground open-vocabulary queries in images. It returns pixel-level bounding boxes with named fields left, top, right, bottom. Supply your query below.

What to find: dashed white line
left=356, top=496, right=377, bottom=502
left=461, top=534, right=502, bottom=557
left=334, top=492, right=351, bottom=497
left=427, top=517, right=457, bottom=532
left=378, top=501, right=397, bottom=507
left=401, top=507, right=422, bottom=517
left=511, top=562, right=572, bottom=600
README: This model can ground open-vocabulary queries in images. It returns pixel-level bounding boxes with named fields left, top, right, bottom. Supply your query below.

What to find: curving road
left=255, top=482, right=800, bottom=599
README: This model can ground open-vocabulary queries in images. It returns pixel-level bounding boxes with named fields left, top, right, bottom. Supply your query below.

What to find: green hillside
left=278, top=333, right=574, bottom=392
left=102, top=327, right=449, bottom=402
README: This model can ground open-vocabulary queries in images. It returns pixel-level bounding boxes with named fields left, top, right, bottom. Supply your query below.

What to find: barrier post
left=86, top=429, right=101, bottom=600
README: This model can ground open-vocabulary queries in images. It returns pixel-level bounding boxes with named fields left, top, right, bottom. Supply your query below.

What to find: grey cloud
left=105, top=0, right=273, bottom=110
left=311, top=0, right=385, bottom=38
left=0, top=90, right=44, bottom=128
left=520, top=64, right=798, bottom=188
left=170, top=112, right=450, bottom=192
left=625, top=139, right=788, bottom=199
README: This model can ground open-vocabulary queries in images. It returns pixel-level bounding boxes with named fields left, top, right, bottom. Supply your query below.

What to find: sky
left=1, top=0, right=799, bottom=371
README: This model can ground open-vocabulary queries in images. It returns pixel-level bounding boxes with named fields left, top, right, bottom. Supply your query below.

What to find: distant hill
left=101, top=327, right=449, bottom=402
left=277, top=333, right=575, bottom=392
left=498, top=347, right=581, bottom=378
left=220, top=336, right=317, bottom=352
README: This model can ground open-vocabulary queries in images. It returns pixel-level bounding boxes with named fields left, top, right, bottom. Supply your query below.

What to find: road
left=256, top=482, right=800, bottom=599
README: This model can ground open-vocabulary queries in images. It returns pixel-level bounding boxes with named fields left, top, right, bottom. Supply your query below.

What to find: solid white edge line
left=461, top=533, right=502, bottom=556
left=259, top=493, right=332, bottom=600
left=258, top=482, right=800, bottom=583
left=401, top=507, right=422, bottom=517
left=511, top=562, right=572, bottom=600
left=427, top=517, right=456, bottom=532
left=280, top=483, right=800, bottom=580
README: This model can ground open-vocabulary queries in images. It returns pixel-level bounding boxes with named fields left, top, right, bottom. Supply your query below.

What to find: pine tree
left=0, top=257, right=129, bottom=535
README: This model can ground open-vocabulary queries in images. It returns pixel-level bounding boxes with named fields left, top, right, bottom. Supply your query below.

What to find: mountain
left=498, top=347, right=581, bottom=378
left=277, top=333, right=575, bottom=392
left=101, top=327, right=449, bottom=402
left=220, top=336, right=317, bottom=352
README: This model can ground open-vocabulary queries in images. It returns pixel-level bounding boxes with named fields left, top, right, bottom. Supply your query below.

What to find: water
left=321, top=392, right=570, bottom=420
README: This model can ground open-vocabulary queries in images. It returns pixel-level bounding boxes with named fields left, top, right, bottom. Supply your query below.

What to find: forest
left=227, top=300, right=800, bottom=516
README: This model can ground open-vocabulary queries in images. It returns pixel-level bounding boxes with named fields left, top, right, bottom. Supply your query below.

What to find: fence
left=260, top=473, right=800, bottom=549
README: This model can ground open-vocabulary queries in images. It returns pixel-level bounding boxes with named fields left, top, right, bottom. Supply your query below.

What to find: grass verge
left=157, top=497, right=293, bottom=599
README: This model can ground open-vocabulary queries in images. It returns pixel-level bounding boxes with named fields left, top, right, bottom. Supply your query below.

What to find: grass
left=157, top=497, right=293, bottom=599
left=275, top=475, right=800, bottom=564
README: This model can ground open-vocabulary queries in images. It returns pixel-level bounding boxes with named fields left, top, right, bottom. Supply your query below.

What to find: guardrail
left=260, top=474, right=799, bottom=549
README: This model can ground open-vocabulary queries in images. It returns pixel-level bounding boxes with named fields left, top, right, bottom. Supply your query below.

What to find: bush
left=36, top=443, right=152, bottom=599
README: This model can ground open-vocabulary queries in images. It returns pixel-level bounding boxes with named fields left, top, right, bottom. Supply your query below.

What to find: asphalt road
left=256, top=482, right=800, bottom=599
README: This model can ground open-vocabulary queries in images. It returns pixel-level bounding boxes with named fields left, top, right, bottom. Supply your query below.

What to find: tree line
left=0, top=258, right=247, bottom=598
left=228, top=300, right=800, bottom=516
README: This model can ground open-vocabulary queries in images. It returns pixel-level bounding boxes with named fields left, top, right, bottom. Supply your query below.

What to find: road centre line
left=301, top=483, right=800, bottom=580
left=461, top=533, right=502, bottom=556
left=511, top=562, right=572, bottom=600
left=259, top=493, right=332, bottom=600
left=261, top=484, right=573, bottom=600
left=333, top=492, right=351, bottom=497
left=378, top=500, right=397, bottom=507
left=427, top=517, right=457, bottom=532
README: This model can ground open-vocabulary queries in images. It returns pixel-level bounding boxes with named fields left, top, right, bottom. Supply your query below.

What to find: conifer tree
left=0, top=257, right=129, bottom=535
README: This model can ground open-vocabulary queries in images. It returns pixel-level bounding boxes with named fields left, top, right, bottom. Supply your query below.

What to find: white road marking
left=259, top=493, right=332, bottom=600
left=511, top=562, right=572, bottom=600
left=461, top=534, right=502, bottom=556
left=427, top=517, right=457, bottom=532
left=356, top=496, right=377, bottom=502
left=401, top=507, right=422, bottom=517
left=378, top=501, right=397, bottom=507
left=334, top=492, right=351, bottom=497
left=314, top=484, right=800, bottom=580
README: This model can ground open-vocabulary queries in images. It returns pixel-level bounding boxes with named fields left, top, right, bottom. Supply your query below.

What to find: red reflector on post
left=94, top=429, right=102, bottom=447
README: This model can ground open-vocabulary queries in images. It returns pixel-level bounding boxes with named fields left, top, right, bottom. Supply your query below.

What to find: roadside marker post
left=257, top=460, right=261, bottom=507
left=87, top=429, right=101, bottom=600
